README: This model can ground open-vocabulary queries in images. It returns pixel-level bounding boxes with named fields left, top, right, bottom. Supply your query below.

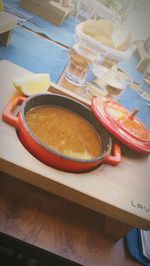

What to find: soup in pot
left=25, top=105, right=102, bottom=160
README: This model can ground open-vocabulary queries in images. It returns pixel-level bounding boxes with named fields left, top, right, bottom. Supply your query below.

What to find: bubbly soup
left=25, top=105, right=102, bottom=160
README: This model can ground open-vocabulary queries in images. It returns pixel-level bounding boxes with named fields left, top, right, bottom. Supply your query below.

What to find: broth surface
left=25, top=105, right=102, bottom=160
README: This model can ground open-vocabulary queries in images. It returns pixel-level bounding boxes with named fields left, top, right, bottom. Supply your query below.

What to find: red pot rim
left=20, top=94, right=112, bottom=163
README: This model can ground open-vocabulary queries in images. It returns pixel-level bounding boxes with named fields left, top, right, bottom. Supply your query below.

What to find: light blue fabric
left=0, top=27, right=69, bottom=83
left=119, top=87, right=150, bottom=129
left=3, top=0, right=78, bottom=47
left=119, top=55, right=143, bottom=85
left=23, top=17, right=77, bottom=48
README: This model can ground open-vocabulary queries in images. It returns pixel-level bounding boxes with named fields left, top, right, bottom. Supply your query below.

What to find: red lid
left=91, top=97, right=150, bottom=154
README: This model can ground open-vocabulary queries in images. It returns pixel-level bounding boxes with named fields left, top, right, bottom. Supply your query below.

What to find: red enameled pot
left=2, top=94, right=121, bottom=172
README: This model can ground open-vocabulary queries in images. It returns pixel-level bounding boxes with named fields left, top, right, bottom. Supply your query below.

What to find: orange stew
left=25, top=105, right=102, bottom=160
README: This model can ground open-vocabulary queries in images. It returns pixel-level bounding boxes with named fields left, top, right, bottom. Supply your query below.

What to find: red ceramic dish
left=2, top=94, right=121, bottom=173
left=92, top=97, right=150, bottom=154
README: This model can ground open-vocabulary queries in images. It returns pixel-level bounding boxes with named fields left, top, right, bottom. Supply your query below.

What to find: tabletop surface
left=0, top=60, right=150, bottom=230
left=0, top=171, right=141, bottom=266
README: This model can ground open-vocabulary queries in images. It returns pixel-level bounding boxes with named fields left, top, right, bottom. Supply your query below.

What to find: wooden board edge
left=0, top=157, right=149, bottom=231
left=49, top=81, right=91, bottom=107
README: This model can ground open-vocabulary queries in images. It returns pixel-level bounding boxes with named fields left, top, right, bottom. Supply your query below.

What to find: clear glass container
left=88, top=64, right=133, bottom=100
left=64, top=44, right=97, bottom=86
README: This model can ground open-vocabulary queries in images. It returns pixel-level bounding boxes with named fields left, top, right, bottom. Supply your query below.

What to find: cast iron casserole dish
left=2, top=93, right=121, bottom=172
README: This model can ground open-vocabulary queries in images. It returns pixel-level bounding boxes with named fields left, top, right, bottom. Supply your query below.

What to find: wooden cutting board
left=0, top=60, right=150, bottom=232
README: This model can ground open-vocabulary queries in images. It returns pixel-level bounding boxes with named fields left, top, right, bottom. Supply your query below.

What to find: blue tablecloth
left=0, top=27, right=69, bottom=83
left=119, top=56, right=143, bottom=85
left=3, top=0, right=78, bottom=48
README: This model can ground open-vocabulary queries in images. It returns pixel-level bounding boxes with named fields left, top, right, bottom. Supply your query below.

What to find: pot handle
left=103, top=143, right=121, bottom=166
left=2, top=95, right=26, bottom=128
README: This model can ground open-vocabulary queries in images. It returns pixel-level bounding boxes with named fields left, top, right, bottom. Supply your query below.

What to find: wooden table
left=0, top=171, right=141, bottom=266
left=20, top=0, right=72, bottom=26
left=0, top=60, right=150, bottom=241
